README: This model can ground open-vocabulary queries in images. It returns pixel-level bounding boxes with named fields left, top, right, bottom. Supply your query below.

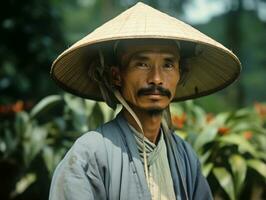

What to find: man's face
left=113, top=40, right=180, bottom=114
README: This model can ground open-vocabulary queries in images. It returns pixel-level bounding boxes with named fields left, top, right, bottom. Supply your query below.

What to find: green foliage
left=1, top=94, right=265, bottom=199
left=0, top=94, right=119, bottom=200
left=0, top=0, right=65, bottom=103
left=171, top=101, right=266, bottom=200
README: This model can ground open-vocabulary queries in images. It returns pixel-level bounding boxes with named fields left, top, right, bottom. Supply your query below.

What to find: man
left=49, top=2, right=241, bottom=200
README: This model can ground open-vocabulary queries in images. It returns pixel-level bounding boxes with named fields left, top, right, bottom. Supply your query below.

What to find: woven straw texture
left=51, top=2, right=241, bottom=101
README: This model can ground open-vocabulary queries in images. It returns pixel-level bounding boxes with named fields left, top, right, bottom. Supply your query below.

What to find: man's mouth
left=137, top=86, right=171, bottom=98
left=141, top=90, right=164, bottom=96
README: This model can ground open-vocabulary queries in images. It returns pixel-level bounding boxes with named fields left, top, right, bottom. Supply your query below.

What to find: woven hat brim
left=51, top=2, right=241, bottom=102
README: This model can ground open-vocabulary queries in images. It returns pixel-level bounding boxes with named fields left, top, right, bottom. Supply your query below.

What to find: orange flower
left=254, top=102, right=266, bottom=119
left=0, top=105, right=12, bottom=114
left=12, top=101, right=24, bottom=113
left=206, top=113, right=214, bottom=123
left=218, top=127, right=230, bottom=135
left=172, top=113, right=186, bottom=129
left=243, top=131, right=253, bottom=140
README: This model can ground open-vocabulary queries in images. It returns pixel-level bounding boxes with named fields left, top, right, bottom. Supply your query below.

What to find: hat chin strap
left=113, top=89, right=150, bottom=187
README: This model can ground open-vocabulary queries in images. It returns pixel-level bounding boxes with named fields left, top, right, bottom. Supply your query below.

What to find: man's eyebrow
left=131, top=54, right=150, bottom=61
left=164, top=56, right=178, bottom=62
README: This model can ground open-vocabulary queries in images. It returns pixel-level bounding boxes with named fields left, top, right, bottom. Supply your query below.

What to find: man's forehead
left=116, top=39, right=180, bottom=62
left=131, top=50, right=180, bottom=60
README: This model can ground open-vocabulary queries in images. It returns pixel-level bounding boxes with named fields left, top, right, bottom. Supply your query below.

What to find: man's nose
left=147, top=66, right=163, bottom=85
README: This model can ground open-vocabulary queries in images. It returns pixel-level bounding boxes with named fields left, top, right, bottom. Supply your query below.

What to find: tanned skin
left=112, top=40, right=181, bottom=144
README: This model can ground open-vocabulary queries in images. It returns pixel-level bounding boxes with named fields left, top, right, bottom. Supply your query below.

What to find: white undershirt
left=128, top=124, right=176, bottom=200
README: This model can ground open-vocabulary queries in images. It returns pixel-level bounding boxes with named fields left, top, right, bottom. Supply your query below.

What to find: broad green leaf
left=98, top=102, right=115, bottom=122
left=0, top=139, right=6, bottom=153
left=184, top=100, right=195, bottom=111
left=257, top=152, right=266, bottom=160
left=113, top=104, right=122, bottom=116
left=11, top=173, right=36, bottom=198
left=202, top=163, right=213, bottom=177
left=193, top=125, right=218, bottom=151
left=88, top=103, right=104, bottom=130
left=64, top=93, right=89, bottom=115
left=247, top=159, right=266, bottom=179
left=199, top=149, right=212, bottom=164
left=193, top=105, right=206, bottom=126
left=84, top=99, right=98, bottom=116
left=233, top=108, right=252, bottom=118
left=30, top=95, right=62, bottom=118
left=66, top=95, right=98, bottom=117
left=42, top=146, right=66, bottom=175
left=229, top=155, right=247, bottom=195
left=218, top=134, right=258, bottom=157
left=213, top=112, right=230, bottom=126
left=227, top=108, right=256, bottom=123
left=49, top=118, right=67, bottom=133
left=213, top=167, right=236, bottom=200
left=4, top=128, right=18, bottom=154
left=15, top=111, right=29, bottom=137
left=183, top=101, right=201, bottom=127
left=247, top=126, right=266, bottom=135
left=254, top=131, right=266, bottom=160
left=72, top=112, right=88, bottom=132
left=229, top=122, right=260, bottom=133
left=42, top=146, right=54, bottom=174
left=23, top=127, right=48, bottom=166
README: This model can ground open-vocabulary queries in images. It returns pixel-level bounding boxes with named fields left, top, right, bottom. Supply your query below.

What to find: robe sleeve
left=49, top=133, right=107, bottom=200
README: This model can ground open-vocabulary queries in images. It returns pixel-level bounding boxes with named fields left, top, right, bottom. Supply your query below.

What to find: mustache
left=137, top=85, right=172, bottom=98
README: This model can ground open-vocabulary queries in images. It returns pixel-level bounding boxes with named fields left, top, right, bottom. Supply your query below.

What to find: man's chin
left=146, top=108, right=164, bottom=116
left=143, top=105, right=167, bottom=116
left=125, top=100, right=168, bottom=115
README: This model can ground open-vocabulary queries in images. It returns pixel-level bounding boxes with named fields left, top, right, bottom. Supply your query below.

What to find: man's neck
left=122, top=108, right=162, bottom=144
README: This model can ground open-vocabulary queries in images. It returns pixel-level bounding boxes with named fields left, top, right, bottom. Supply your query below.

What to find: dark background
left=1, top=0, right=266, bottom=111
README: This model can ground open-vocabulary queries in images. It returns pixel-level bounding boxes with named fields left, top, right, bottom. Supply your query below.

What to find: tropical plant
left=1, top=95, right=265, bottom=199
left=0, top=94, right=118, bottom=200
left=171, top=101, right=266, bottom=200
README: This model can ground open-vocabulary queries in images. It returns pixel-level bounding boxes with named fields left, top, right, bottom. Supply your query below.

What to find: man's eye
left=164, top=63, right=174, bottom=69
left=136, top=62, right=149, bottom=68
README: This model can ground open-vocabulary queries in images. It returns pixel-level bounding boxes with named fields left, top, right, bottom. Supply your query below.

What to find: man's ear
left=110, top=66, right=122, bottom=87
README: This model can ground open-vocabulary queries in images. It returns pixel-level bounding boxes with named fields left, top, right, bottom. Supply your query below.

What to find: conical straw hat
left=51, top=2, right=241, bottom=102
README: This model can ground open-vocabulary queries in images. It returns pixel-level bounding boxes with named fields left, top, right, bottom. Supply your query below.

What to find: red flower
left=12, top=101, right=24, bottom=113
left=0, top=100, right=33, bottom=115
left=218, top=127, right=230, bottom=135
left=243, top=131, right=253, bottom=140
left=172, top=113, right=186, bottom=129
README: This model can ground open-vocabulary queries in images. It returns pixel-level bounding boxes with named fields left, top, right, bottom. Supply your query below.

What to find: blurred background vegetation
left=0, top=0, right=265, bottom=199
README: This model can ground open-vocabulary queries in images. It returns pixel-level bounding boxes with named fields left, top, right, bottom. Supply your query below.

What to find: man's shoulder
left=76, top=115, right=120, bottom=140
left=95, top=116, right=120, bottom=134
left=171, top=132, right=198, bottom=162
left=71, top=116, right=122, bottom=153
left=69, top=131, right=106, bottom=160
left=171, top=132, right=189, bottom=149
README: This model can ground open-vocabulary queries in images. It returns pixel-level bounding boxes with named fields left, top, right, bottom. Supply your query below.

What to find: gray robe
left=49, top=113, right=213, bottom=200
